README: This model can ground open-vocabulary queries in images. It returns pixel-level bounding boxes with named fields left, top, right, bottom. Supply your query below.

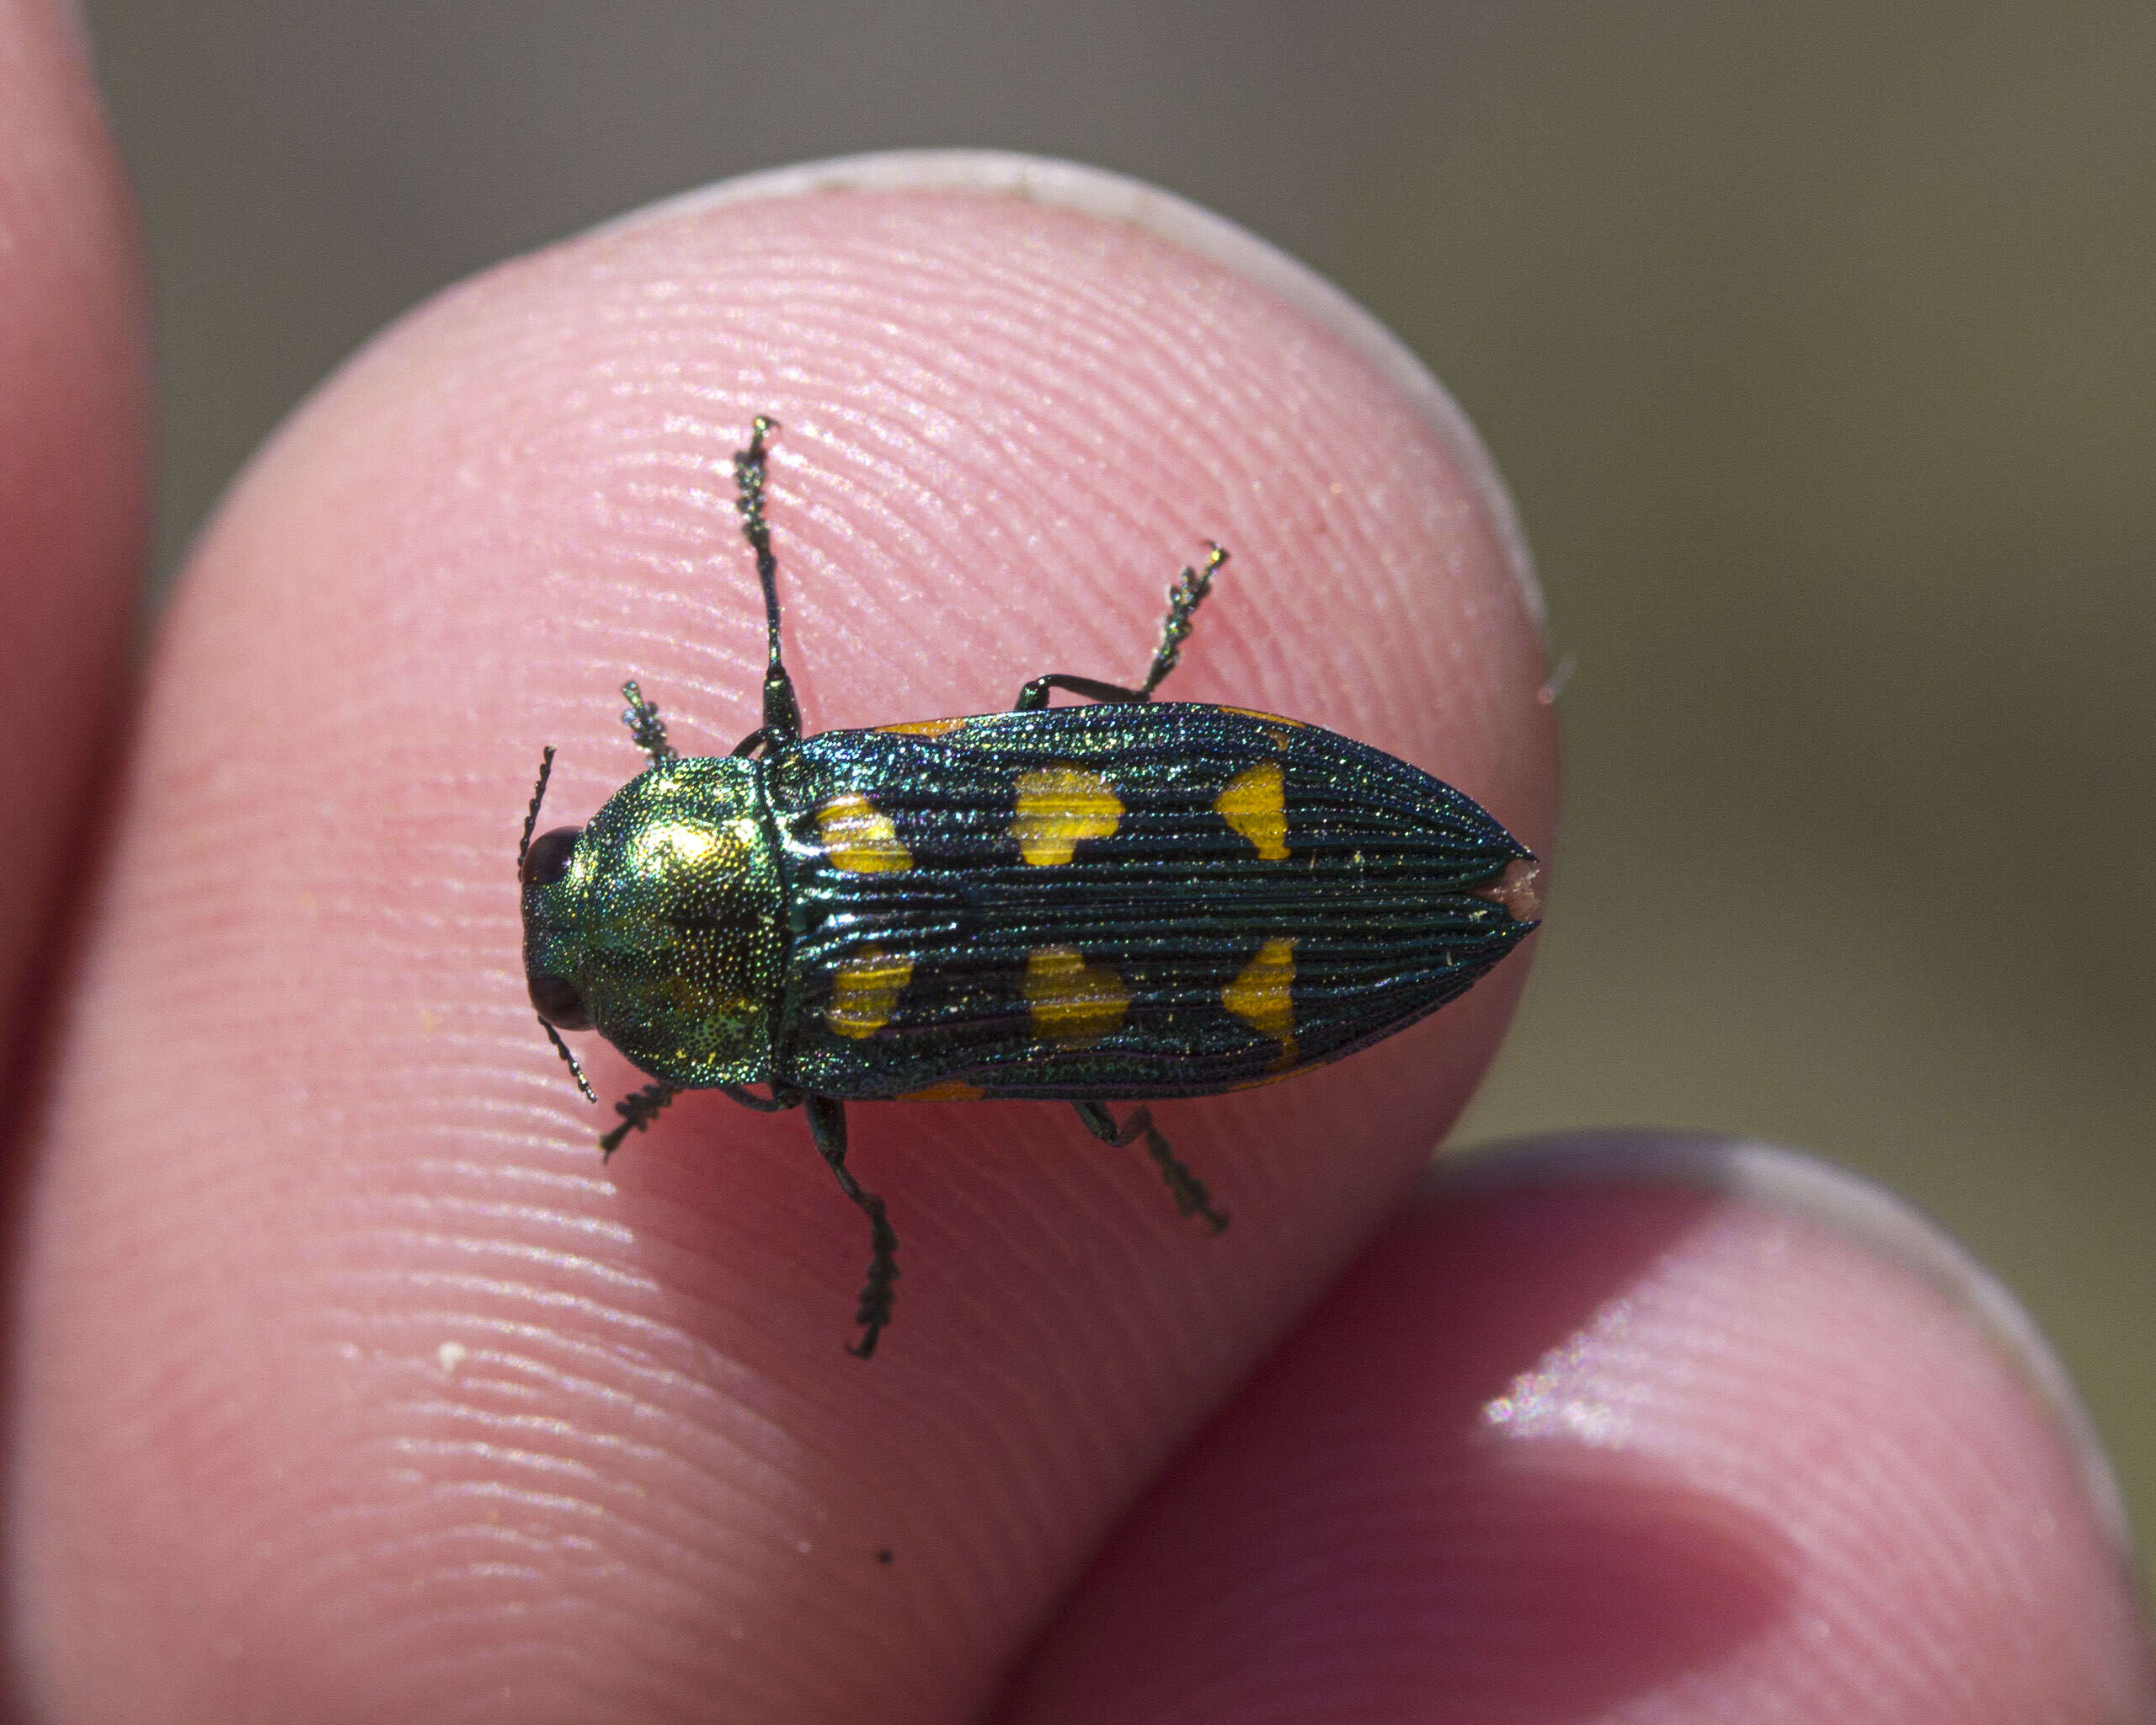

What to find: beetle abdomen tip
left=1473, top=855, right=1544, bottom=925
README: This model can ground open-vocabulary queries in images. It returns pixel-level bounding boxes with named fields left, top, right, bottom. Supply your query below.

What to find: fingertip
left=1449, top=1128, right=2143, bottom=1572
left=600, top=148, right=1550, bottom=642
left=1003, top=1134, right=2154, bottom=1722
left=19, top=161, right=1554, bottom=1719
left=0, top=0, right=148, bottom=1020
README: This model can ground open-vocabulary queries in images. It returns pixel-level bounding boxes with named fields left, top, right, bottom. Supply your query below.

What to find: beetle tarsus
left=620, top=681, right=675, bottom=766
left=1073, top=1101, right=1229, bottom=1232
left=806, top=1095, right=899, bottom=1357
left=600, top=1081, right=676, bottom=1159
left=1138, top=542, right=1228, bottom=697
left=847, top=1194, right=899, bottom=1360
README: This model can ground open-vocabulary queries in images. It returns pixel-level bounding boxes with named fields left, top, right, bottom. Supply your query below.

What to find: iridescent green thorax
left=522, top=756, right=784, bottom=1087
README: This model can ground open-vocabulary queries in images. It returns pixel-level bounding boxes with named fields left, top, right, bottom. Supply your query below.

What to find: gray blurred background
left=86, top=3, right=2152, bottom=1581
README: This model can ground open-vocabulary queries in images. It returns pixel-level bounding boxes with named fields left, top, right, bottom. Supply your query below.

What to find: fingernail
left=589, top=149, right=1548, bottom=643
left=1441, top=1129, right=2142, bottom=1578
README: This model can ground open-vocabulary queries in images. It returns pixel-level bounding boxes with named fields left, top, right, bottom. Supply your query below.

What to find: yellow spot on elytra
left=899, top=1080, right=987, bottom=1102
left=1023, top=946, right=1130, bottom=1048
left=817, top=793, right=912, bottom=873
left=1216, top=705, right=1306, bottom=729
left=878, top=717, right=973, bottom=738
left=1215, top=761, right=1289, bottom=860
left=825, top=945, right=914, bottom=1039
left=1224, top=937, right=1297, bottom=1068
left=1010, top=766, right=1123, bottom=866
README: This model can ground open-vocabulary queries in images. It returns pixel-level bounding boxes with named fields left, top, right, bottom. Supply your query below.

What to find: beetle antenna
left=542, top=1020, right=597, bottom=1104
left=518, top=745, right=556, bottom=875
left=1139, top=542, right=1229, bottom=697
left=520, top=748, right=595, bottom=1105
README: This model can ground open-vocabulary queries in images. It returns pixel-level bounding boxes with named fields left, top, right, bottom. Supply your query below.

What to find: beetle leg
left=1135, top=542, right=1229, bottom=697
left=600, top=1081, right=677, bottom=1159
left=717, top=1081, right=800, bottom=1114
left=1012, top=672, right=1150, bottom=711
left=732, top=415, right=803, bottom=746
left=804, top=1095, right=899, bottom=1359
left=1013, top=543, right=1229, bottom=710
left=619, top=680, right=675, bottom=766
left=1071, top=1101, right=1230, bottom=1232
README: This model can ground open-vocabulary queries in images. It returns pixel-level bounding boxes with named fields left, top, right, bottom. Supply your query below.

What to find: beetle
left=520, top=418, right=1541, bottom=1357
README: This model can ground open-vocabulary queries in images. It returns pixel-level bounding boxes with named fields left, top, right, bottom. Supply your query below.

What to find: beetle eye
left=528, top=973, right=590, bottom=1030
left=522, top=825, right=582, bottom=888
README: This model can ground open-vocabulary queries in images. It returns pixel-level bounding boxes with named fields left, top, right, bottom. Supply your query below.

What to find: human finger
left=1000, top=1135, right=2155, bottom=1722
left=0, top=0, right=147, bottom=1045
left=10, top=155, right=1555, bottom=1720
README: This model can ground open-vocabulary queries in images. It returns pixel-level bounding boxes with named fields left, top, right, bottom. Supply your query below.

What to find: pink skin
left=0, top=0, right=148, bottom=1039
left=999, top=1172, right=2154, bottom=1722
left=3, top=8, right=2148, bottom=1720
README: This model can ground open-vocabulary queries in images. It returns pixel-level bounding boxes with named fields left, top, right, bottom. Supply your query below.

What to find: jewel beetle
left=520, top=419, right=1542, bottom=1358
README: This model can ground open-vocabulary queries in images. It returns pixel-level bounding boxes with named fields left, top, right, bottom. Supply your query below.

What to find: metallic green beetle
left=521, top=419, right=1541, bottom=1357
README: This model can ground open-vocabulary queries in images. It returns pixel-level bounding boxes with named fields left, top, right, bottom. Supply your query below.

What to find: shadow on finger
left=998, top=1140, right=2152, bottom=1722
